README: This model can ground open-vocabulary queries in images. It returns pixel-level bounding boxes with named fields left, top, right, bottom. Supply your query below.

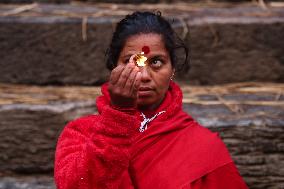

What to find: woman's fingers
left=110, top=54, right=137, bottom=86
left=117, top=62, right=135, bottom=88
left=132, top=71, right=142, bottom=95
left=125, top=54, right=141, bottom=95
left=129, top=54, right=136, bottom=65
left=108, top=54, right=141, bottom=108
left=125, top=66, right=139, bottom=94
left=109, top=65, right=124, bottom=85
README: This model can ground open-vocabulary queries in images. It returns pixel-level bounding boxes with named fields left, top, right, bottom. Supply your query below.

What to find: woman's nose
left=139, top=66, right=151, bottom=82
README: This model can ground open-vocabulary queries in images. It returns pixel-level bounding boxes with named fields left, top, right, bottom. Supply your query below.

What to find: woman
left=55, top=11, right=248, bottom=189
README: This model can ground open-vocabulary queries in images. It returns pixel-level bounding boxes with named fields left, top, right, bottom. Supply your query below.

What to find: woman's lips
left=138, top=87, right=154, bottom=97
left=139, top=87, right=153, bottom=91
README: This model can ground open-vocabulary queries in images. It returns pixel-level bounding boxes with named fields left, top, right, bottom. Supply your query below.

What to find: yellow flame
left=135, top=52, right=147, bottom=67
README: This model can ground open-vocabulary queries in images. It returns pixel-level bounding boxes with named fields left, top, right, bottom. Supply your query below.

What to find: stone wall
left=1, top=0, right=283, bottom=4
left=0, top=4, right=284, bottom=85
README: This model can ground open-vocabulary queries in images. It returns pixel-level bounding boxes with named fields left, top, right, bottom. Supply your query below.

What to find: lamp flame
left=134, top=52, right=147, bottom=67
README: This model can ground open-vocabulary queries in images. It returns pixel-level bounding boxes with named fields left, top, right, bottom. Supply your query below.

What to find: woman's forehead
left=122, top=33, right=167, bottom=54
left=126, top=34, right=164, bottom=46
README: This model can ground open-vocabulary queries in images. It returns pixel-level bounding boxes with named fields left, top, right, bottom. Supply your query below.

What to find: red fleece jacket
left=54, top=81, right=248, bottom=189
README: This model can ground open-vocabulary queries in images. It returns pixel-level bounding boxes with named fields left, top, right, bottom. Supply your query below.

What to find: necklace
left=139, top=111, right=166, bottom=133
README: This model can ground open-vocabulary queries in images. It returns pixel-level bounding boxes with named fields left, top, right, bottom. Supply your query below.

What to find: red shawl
left=55, top=81, right=248, bottom=189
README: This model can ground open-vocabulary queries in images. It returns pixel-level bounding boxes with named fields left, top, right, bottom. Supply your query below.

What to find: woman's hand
left=108, top=55, right=142, bottom=108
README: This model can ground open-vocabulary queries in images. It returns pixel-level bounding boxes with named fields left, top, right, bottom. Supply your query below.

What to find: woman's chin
left=137, top=99, right=153, bottom=109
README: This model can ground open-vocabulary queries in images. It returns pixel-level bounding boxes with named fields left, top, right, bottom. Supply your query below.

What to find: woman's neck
left=138, top=95, right=165, bottom=113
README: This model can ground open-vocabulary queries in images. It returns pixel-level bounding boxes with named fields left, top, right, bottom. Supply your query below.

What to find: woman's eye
left=151, top=59, right=163, bottom=68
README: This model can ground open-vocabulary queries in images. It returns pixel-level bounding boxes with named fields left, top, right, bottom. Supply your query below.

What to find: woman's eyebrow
left=149, top=53, right=167, bottom=57
left=122, top=52, right=167, bottom=58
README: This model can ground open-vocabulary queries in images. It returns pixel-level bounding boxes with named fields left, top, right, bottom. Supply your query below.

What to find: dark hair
left=106, top=11, right=190, bottom=72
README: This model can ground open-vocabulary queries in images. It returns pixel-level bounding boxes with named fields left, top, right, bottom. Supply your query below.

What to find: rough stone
left=0, top=0, right=70, bottom=3
left=1, top=0, right=283, bottom=4
left=0, top=176, right=55, bottom=189
left=0, top=3, right=284, bottom=85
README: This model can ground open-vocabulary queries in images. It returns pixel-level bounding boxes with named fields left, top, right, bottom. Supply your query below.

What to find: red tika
left=55, top=81, right=249, bottom=189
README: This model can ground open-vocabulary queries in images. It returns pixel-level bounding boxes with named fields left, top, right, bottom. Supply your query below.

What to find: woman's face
left=117, top=33, right=174, bottom=110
